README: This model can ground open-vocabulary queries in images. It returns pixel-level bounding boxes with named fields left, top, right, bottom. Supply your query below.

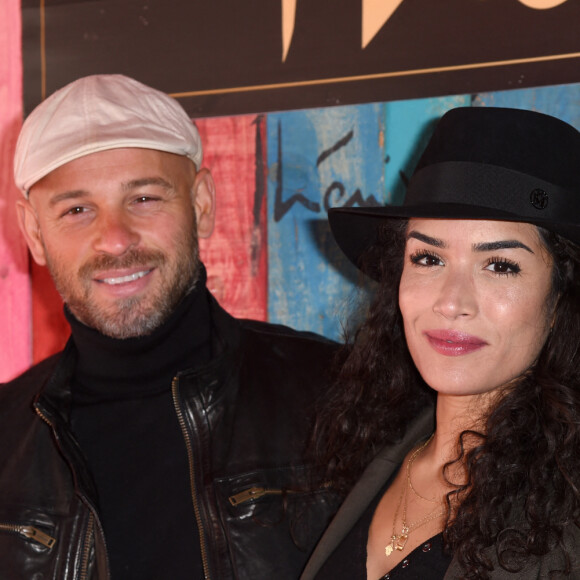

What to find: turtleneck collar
left=67, top=266, right=212, bottom=403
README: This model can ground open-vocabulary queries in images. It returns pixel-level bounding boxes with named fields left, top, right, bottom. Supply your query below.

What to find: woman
left=302, top=107, right=580, bottom=579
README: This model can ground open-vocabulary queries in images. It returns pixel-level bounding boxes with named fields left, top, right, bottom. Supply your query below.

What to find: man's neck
left=67, top=268, right=212, bottom=401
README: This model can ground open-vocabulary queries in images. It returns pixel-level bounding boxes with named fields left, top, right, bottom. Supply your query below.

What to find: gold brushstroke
left=362, top=0, right=405, bottom=49
left=281, top=0, right=297, bottom=62
left=518, top=0, right=568, bottom=8
left=170, top=51, right=580, bottom=99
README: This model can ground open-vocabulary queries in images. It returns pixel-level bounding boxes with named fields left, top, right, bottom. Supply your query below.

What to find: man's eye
left=63, top=206, right=86, bottom=216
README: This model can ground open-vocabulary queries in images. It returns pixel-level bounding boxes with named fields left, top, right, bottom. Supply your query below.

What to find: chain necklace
left=407, top=440, right=439, bottom=503
left=385, top=435, right=445, bottom=557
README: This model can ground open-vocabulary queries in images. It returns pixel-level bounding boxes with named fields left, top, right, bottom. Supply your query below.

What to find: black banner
left=22, top=0, right=580, bottom=117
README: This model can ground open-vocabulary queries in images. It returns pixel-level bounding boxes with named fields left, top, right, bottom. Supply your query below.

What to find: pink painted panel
left=196, top=115, right=268, bottom=321
left=0, top=0, right=32, bottom=382
left=31, top=262, right=69, bottom=364
left=27, top=113, right=268, bottom=364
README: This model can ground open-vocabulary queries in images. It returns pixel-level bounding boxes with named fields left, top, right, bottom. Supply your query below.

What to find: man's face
left=18, top=148, right=215, bottom=339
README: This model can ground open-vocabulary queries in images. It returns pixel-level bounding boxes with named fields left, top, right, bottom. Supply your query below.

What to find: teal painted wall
left=265, top=82, right=580, bottom=341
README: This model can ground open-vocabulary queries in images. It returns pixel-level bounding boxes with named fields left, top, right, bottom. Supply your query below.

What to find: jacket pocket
left=228, top=485, right=295, bottom=506
left=0, top=522, right=56, bottom=549
left=0, top=518, right=61, bottom=580
left=215, top=465, right=340, bottom=580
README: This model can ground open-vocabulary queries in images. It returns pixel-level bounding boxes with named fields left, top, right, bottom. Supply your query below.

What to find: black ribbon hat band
left=408, top=161, right=580, bottom=224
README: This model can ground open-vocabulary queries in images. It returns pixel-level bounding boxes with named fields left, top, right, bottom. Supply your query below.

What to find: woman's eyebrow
left=407, top=231, right=446, bottom=248
left=407, top=231, right=534, bottom=254
left=473, top=240, right=534, bottom=253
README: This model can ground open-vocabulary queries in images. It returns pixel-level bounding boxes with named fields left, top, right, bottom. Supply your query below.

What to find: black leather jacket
left=0, top=297, right=339, bottom=579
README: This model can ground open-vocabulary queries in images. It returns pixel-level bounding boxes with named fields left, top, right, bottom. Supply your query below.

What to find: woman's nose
left=432, top=268, right=478, bottom=319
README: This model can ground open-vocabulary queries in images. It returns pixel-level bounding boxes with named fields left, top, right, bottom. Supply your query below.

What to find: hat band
left=406, top=161, right=580, bottom=223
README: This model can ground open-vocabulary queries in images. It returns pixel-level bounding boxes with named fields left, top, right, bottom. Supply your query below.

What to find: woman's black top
left=315, top=473, right=452, bottom=579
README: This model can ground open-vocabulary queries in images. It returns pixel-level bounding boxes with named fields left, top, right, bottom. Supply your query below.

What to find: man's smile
left=97, top=269, right=153, bottom=286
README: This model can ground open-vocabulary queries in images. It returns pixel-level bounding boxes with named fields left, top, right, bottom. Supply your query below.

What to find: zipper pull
left=19, top=526, right=57, bottom=549
left=229, top=486, right=267, bottom=506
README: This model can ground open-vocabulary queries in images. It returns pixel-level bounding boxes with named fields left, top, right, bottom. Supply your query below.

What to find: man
left=0, top=74, right=338, bottom=579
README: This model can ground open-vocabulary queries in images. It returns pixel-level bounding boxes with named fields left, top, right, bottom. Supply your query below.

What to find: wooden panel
left=6, top=80, right=580, bottom=380
left=266, top=104, right=384, bottom=340
left=191, top=115, right=269, bottom=321
left=266, top=96, right=470, bottom=340
left=382, top=95, right=471, bottom=206
left=474, top=82, right=580, bottom=129
left=0, top=0, right=32, bottom=381
left=30, top=263, right=69, bottom=364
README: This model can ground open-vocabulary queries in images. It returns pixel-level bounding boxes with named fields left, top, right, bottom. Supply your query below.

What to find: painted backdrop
left=7, top=81, right=580, bottom=382
left=3, top=0, right=580, bottom=381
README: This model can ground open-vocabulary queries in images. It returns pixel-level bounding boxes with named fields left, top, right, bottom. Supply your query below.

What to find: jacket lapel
left=300, top=406, right=434, bottom=580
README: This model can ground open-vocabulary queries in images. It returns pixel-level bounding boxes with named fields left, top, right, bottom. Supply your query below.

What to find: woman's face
left=399, top=218, right=554, bottom=398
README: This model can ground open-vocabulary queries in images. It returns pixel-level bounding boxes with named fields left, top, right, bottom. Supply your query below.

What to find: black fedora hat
left=329, top=106, right=580, bottom=276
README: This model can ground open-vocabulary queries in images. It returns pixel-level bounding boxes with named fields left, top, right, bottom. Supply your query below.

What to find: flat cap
left=14, top=74, right=203, bottom=195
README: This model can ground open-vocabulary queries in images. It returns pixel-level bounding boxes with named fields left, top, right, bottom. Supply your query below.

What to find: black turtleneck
left=69, top=271, right=212, bottom=579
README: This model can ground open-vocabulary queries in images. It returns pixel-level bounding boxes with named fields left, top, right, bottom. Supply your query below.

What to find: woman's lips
left=424, top=329, right=488, bottom=357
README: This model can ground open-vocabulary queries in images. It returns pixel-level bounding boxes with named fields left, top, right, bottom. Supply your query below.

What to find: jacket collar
left=35, top=290, right=241, bottom=415
left=300, top=406, right=435, bottom=580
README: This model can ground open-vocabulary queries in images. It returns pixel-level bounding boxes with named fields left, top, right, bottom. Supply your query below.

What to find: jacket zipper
left=171, top=377, right=211, bottom=579
left=34, top=405, right=111, bottom=579
left=0, top=523, right=56, bottom=549
left=79, top=513, right=94, bottom=580
left=229, top=481, right=332, bottom=506
left=229, top=486, right=288, bottom=506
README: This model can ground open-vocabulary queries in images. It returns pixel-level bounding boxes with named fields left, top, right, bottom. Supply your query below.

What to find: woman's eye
left=410, top=252, right=443, bottom=267
left=484, top=258, right=521, bottom=275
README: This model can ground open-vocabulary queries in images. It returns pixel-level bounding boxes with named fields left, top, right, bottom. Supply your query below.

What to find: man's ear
left=191, top=168, right=216, bottom=239
left=16, top=199, right=48, bottom=266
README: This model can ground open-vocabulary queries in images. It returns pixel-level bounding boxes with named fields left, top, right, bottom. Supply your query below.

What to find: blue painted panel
left=266, top=104, right=385, bottom=340
left=383, top=96, right=471, bottom=206
left=266, top=96, right=470, bottom=340
left=474, top=82, right=580, bottom=130
left=266, top=83, right=580, bottom=341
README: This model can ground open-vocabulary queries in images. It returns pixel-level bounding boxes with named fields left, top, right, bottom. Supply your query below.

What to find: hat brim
left=328, top=203, right=580, bottom=280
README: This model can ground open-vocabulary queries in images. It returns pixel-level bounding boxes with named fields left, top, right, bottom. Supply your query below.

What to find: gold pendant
left=386, top=532, right=408, bottom=557
left=395, top=533, right=408, bottom=551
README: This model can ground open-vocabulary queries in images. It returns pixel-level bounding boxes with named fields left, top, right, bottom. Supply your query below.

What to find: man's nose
left=432, top=268, right=478, bottom=320
left=92, top=210, right=140, bottom=256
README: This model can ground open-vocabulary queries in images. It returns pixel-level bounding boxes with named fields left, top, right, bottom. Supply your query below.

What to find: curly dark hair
left=311, top=220, right=580, bottom=579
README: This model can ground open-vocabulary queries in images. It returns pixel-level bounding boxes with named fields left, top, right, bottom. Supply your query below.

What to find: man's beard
left=45, top=230, right=200, bottom=339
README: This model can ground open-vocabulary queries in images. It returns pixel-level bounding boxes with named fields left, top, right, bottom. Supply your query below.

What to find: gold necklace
left=407, top=438, right=439, bottom=503
left=385, top=435, right=445, bottom=557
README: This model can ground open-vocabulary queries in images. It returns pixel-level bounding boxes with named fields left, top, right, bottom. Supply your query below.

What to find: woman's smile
left=399, top=218, right=554, bottom=398
left=423, top=329, right=488, bottom=357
